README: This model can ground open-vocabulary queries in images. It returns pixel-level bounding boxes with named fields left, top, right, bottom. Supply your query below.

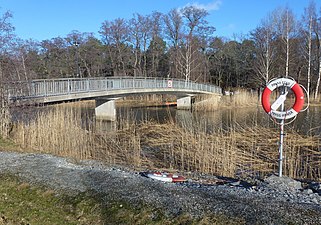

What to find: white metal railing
left=6, top=77, right=222, bottom=101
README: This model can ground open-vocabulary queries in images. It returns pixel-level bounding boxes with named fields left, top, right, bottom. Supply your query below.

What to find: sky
left=0, top=0, right=320, bottom=42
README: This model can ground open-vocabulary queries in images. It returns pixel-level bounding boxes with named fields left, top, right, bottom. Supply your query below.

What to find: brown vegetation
left=10, top=104, right=321, bottom=181
left=12, top=106, right=95, bottom=159
left=194, top=90, right=259, bottom=111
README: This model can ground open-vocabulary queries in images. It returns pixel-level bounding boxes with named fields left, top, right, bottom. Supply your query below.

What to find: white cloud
left=183, top=0, right=222, bottom=12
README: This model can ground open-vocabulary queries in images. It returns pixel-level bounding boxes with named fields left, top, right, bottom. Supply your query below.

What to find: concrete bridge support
left=95, top=98, right=116, bottom=121
left=177, top=96, right=193, bottom=110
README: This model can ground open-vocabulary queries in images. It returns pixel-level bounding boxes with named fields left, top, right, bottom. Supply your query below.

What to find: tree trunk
left=307, top=16, right=312, bottom=95
left=315, top=56, right=321, bottom=100
left=0, top=64, right=10, bottom=139
left=265, top=37, right=270, bottom=83
left=314, top=32, right=321, bottom=100
left=285, top=12, right=289, bottom=78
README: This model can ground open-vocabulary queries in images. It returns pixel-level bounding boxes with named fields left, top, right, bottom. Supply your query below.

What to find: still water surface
left=12, top=103, right=321, bottom=136
left=98, top=105, right=321, bottom=136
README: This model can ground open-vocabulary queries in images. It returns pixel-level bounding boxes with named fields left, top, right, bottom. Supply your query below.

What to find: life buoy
left=262, top=78, right=304, bottom=120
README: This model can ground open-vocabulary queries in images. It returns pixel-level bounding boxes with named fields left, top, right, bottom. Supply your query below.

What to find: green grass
left=0, top=137, right=18, bottom=151
left=99, top=200, right=244, bottom=225
left=0, top=175, right=102, bottom=224
left=0, top=174, right=244, bottom=225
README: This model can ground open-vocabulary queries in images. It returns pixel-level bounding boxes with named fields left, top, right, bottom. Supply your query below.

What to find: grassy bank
left=0, top=174, right=101, bottom=224
left=0, top=174, right=242, bottom=225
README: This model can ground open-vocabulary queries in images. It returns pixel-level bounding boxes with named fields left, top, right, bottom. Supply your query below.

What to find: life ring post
left=261, top=77, right=306, bottom=177
left=278, top=85, right=286, bottom=177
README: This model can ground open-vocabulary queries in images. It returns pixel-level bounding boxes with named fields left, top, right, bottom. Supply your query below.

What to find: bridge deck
left=6, top=77, right=222, bottom=103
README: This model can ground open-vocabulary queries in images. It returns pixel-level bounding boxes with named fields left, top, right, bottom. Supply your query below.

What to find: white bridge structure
left=7, top=77, right=222, bottom=120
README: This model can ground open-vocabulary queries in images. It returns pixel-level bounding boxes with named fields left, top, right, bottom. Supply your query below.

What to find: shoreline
left=0, top=151, right=320, bottom=224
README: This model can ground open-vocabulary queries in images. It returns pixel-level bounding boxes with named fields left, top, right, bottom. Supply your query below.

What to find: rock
left=312, top=197, right=319, bottom=204
left=308, top=182, right=321, bottom=193
left=262, top=175, right=302, bottom=192
left=230, top=181, right=241, bottom=186
left=302, top=189, right=313, bottom=195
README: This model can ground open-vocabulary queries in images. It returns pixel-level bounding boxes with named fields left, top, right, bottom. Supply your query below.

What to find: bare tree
left=315, top=11, right=321, bottom=100
left=40, top=37, right=70, bottom=78
left=99, top=19, right=130, bottom=76
left=66, top=31, right=100, bottom=77
left=251, top=13, right=277, bottom=84
left=129, top=13, right=144, bottom=76
left=208, top=37, right=225, bottom=86
left=139, top=15, right=151, bottom=77
left=163, top=9, right=183, bottom=78
left=179, top=6, right=214, bottom=81
left=275, top=7, right=297, bottom=78
left=301, top=1, right=317, bottom=96
left=0, top=10, right=15, bottom=139
left=10, top=38, right=42, bottom=81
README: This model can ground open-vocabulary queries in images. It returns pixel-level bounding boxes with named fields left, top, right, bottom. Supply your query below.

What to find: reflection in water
left=295, top=107, right=321, bottom=136
left=109, top=105, right=321, bottom=136
left=11, top=102, right=321, bottom=136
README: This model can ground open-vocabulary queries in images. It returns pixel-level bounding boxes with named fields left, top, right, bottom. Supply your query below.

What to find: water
left=98, top=105, right=321, bottom=136
left=11, top=102, right=321, bottom=137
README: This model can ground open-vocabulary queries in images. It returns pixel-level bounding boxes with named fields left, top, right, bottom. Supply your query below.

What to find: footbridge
left=7, top=77, right=222, bottom=120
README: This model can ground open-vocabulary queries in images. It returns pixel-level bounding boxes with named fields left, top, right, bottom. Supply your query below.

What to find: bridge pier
left=177, top=96, right=193, bottom=110
left=95, top=98, right=117, bottom=121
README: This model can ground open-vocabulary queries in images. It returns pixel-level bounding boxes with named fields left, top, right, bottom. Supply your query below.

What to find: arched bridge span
left=7, top=77, right=222, bottom=120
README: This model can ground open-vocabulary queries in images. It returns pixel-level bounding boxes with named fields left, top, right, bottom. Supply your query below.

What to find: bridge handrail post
left=31, top=81, right=35, bottom=96
left=43, top=80, right=47, bottom=97
left=132, top=77, right=134, bottom=88
left=67, top=78, right=70, bottom=94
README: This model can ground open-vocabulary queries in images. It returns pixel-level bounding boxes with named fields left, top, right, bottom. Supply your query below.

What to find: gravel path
left=0, top=151, right=320, bottom=224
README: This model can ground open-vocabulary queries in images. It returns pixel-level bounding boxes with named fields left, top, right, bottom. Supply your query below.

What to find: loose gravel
left=0, top=151, right=320, bottom=224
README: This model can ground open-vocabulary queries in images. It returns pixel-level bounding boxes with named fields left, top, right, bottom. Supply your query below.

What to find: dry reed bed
left=12, top=106, right=95, bottom=159
left=11, top=105, right=321, bottom=181
left=194, top=90, right=259, bottom=111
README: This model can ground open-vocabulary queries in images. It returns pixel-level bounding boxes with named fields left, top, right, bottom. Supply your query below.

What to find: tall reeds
left=137, top=121, right=321, bottom=180
left=12, top=105, right=95, bottom=159
left=10, top=103, right=321, bottom=181
left=194, top=89, right=259, bottom=111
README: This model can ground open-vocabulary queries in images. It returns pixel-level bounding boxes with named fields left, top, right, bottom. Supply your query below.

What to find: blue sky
left=1, top=0, right=320, bottom=41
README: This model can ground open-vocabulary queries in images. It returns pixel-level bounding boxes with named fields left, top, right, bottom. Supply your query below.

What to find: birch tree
left=314, top=10, right=321, bottom=100
left=180, top=6, right=215, bottom=81
left=275, top=7, right=297, bottom=78
left=302, top=1, right=317, bottom=96
left=251, top=13, right=277, bottom=84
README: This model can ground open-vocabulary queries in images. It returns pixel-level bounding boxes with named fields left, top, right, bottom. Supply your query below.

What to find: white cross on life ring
left=261, top=78, right=304, bottom=120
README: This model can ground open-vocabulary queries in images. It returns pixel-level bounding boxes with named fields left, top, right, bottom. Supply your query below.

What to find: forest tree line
left=0, top=2, right=321, bottom=97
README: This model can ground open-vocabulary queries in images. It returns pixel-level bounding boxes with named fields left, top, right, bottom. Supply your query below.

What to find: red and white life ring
left=261, top=78, right=304, bottom=120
